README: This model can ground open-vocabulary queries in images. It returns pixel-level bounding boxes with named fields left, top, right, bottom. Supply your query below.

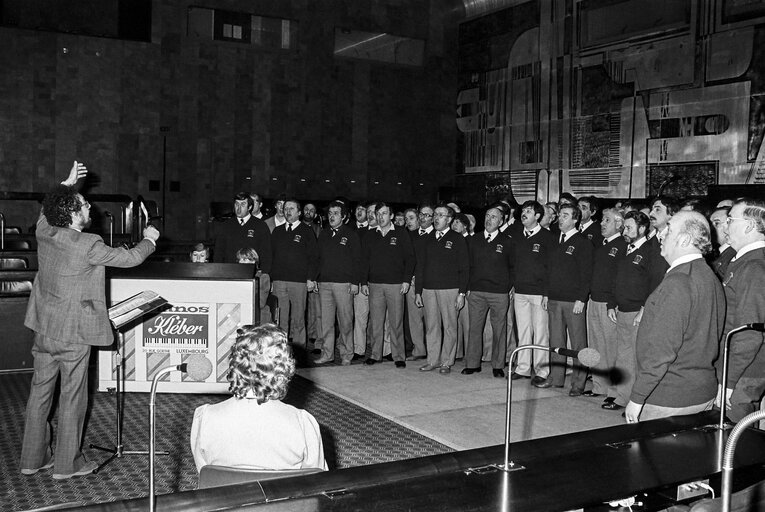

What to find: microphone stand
left=149, top=366, right=175, bottom=512
left=721, top=408, right=765, bottom=512
left=1, top=211, right=5, bottom=250
left=717, top=324, right=764, bottom=430
left=501, top=345, right=543, bottom=472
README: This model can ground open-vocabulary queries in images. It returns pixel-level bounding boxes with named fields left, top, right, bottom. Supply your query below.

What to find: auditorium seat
left=0, top=280, right=32, bottom=294
left=197, top=465, right=323, bottom=489
left=0, top=257, right=27, bottom=269
left=3, top=239, right=30, bottom=250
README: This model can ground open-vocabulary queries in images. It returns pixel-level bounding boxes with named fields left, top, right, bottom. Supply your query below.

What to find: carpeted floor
left=0, top=371, right=451, bottom=512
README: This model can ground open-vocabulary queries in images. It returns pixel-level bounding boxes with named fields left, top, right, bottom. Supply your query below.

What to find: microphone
left=550, top=347, right=601, bottom=368
left=178, top=354, right=213, bottom=381
left=149, top=354, right=212, bottom=512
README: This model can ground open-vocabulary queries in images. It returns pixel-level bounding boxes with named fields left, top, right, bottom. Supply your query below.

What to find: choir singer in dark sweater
left=314, top=201, right=363, bottom=365
left=271, top=199, right=319, bottom=347
left=462, top=206, right=514, bottom=377
left=586, top=208, right=628, bottom=399
left=414, top=205, right=470, bottom=374
left=540, top=204, right=593, bottom=394
left=361, top=202, right=415, bottom=366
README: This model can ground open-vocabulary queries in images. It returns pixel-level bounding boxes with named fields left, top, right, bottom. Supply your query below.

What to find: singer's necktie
left=436, top=232, right=443, bottom=241
left=239, top=218, right=244, bottom=226
left=628, top=243, right=635, bottom=253
left=559, top=234, right=565, bottom=244
left=332, top=228, right=338, bottom=237
left=524, top=230, right=531, bottom=238
left=603, top=239, right=607, bottom=246
left=486, top=234, right=491, bottom=242
left=420, top=229, right=426, bottom=236
left=287, top=224, right=292, bottom=233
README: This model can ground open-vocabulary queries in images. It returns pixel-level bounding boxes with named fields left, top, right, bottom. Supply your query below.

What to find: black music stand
left=90, top=291, right=168, bottom=473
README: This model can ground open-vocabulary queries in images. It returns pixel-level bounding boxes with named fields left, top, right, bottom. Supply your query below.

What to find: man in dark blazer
left=213, top=192, right=272, bottom=319
left=625, top=211, right=725, bottom=422
left=21, top=161, right=158, bottom=479
left=716, top=199, right=765, bottom=421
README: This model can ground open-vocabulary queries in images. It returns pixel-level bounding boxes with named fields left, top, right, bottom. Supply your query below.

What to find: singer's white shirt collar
left=604, top=233, right=621, bottom=244
left=732, top=241, right=765, bottom=262
left=560, top=228, right=577, bottom=242
left=667, top=253, right=701, bottom=273
left=238, top=214, right=251, bottom=225
left=627, top=236, right=647, bottom=252
left=579, top=219, right=594, bottom=232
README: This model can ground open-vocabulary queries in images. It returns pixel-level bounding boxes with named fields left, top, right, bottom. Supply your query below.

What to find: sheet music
left=109, top=290, right=167, bottom=329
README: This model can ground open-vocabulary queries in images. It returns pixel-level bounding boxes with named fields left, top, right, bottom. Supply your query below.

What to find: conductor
left=20, top=161, right=159, bottom=479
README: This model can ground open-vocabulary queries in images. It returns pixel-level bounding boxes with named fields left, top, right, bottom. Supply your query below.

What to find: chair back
left=0, top=257, right=28, bottom=269
left=4, top=240, right=30, bottom=250
left=197, top=465, right=323, bottom=489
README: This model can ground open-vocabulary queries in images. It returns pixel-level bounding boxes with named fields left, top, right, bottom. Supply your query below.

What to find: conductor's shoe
left=53, top=461, right=98, bottom=480
left=461, top=367, right=481, bottom=375
left=492, top=369, right=505, bottom=378
left=532, top=377, right=553, bottom=389
left=601, top=401, right=625, bottom=411
left=21, top=459, right=54, bottom=475
left=510, top=372, right=529, bottom=380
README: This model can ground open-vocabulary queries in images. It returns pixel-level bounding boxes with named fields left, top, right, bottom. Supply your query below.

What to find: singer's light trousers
left=318, top=282, right=355, bottom=363
left=513, top=293, right=549, bottom=378
left=272, top=280, right=307, bottom=346
left=587, top=300, right=617, bottom=395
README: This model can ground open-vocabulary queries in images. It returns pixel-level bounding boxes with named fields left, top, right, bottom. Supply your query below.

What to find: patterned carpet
left=0, top=370, right=451, bottom=512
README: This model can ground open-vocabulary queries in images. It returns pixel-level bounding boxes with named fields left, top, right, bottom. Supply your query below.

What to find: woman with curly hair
left=190, top=324, right=327, bottom=472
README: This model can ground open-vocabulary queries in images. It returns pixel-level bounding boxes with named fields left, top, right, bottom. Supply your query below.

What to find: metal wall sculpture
left=456, top=0, right=765, bottom=203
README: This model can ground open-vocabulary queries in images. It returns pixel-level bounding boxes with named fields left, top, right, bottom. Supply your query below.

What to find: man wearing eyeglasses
left=716, top=199, right=765, bottom=422
left=21, top=161, right=158, bottom=480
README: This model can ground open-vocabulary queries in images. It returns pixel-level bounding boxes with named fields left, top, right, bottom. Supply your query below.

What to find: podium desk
left=98, top=263, right=259, bottom=394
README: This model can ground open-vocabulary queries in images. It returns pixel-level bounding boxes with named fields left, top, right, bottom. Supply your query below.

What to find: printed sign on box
left=143, top=303, right=210, bottom=352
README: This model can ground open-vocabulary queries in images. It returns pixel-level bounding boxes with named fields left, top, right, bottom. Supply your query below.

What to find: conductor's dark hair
left=43, top=185, right=82, bottom=227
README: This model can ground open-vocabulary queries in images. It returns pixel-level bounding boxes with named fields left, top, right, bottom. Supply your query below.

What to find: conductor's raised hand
left=143, top=225, right=160, bottom=242
left=62, top=160, right=88, bottom=187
